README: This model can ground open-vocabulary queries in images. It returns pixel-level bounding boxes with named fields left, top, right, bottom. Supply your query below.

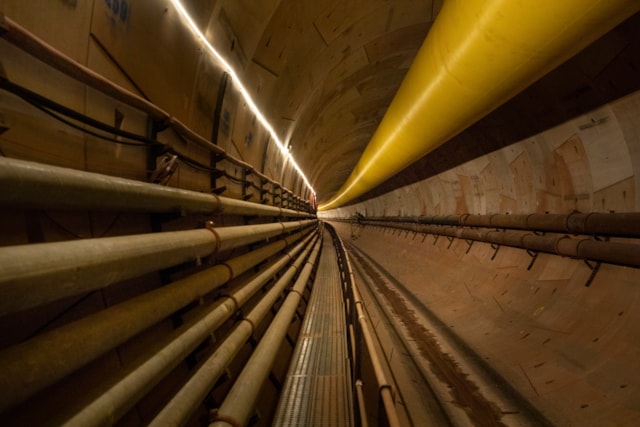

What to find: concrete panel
left=333, top=222, right=640, bottom=426
left=90, top=0, right=202, bottom=122
left=2, top=0, right=92, bottom=63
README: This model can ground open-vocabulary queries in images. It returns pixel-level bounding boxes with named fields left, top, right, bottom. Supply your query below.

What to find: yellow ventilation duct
left=318, top=0, right=640, bottom=211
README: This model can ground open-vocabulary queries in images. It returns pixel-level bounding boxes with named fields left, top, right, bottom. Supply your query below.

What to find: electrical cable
left=0, top=77, right=154, bottom=146
left=0, top=77, right=223, bottom=175
left=22, top=97, right=148, bottom=147
left=0, top=77, right=309, bottom=207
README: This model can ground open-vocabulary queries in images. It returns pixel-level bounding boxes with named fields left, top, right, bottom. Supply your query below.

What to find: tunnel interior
left=1, top=1, right=640, bottom=426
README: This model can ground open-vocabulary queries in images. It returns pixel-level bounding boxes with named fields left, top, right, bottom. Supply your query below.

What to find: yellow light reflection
left=169, top=0, right=316, bottom=196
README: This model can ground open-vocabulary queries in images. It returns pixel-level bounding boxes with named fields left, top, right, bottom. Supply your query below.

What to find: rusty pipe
left=359, top=220, right=640, bottom=268
left=362, top=212, right=640, bottom=238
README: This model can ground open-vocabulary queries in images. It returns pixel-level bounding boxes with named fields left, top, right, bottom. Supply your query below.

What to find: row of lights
left=169, top=0, right=316, bottom=196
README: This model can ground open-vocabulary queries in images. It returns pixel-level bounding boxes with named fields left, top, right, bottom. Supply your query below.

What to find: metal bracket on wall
left=446, top=236, right=455, bottom=249
left=465, top=239, right=474, bottom=254
left=212, top=186, right=227, bottom=195
left=491, top=243, right=501, bottom=261
left=526, top=250, right=539, bottom=270
left=583, top=259, right=601, bottom=287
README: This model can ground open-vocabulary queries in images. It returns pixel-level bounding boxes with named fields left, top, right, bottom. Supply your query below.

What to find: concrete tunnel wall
left=0, top=1, right=312, bottom=425
left=0, top=0, right=311, bottom=199
left=322, top=90, right=640, bottom=425
left=1, top=1, right=639, bottom=426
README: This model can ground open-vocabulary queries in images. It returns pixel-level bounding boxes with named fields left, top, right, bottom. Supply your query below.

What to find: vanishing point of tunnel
left=1, top=1, right=640, bottom=426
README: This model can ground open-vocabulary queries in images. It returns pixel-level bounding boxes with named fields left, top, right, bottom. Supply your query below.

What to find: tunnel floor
left=332, top=220, right=640, bottom=427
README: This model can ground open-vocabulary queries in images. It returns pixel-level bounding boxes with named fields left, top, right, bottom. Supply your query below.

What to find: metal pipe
left=354, top=380, right=370, bottom=427
left=359, top=220, right=640, bottom=268
left=0, top=228, right=313, bottom=412
left=0, top=157, right=313, bottom=217
left=461, top=212, right=640, bottom=237
left=0, top=16, right=308, bottom=206
left=361, top=212, right=640, bottom=238
left=0, top=219, right=315, bottom=315
left=62, top=233, right=316, bottom=427
left=319, top=0, right=640, bottom=210
left=328, top=225, right=401, bottom=427
left=0, top=229, right=214, bottom=316
left=149, top=238, right=321, bottom=427
left=351, top=278, right=400, bottom=427
left=210, top=240, right=322, bottom=427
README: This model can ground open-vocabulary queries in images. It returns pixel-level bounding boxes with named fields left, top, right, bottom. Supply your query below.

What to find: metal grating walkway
left=273, top=231, right=354, bottom=427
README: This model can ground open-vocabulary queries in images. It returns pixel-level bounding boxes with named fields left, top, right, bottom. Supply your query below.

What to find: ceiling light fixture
left=169, top=0, right=316, bottom=196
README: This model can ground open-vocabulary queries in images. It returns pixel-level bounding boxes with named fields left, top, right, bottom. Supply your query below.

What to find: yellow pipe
left=318, top=0, right=640, bottom=211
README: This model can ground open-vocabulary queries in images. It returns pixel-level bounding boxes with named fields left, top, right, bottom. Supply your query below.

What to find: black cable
left=0, top=77, right=154, bottom=146
left=0, top=78, right=225, bottom=173
left=25, top=98, right=148, bottom=147
left=0, top=77, right=254, bottom=185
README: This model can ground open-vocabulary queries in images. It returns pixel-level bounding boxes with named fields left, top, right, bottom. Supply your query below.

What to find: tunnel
left=1, top=1, right=640, bottom=426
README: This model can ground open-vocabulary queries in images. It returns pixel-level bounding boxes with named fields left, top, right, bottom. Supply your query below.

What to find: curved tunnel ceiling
left=193, top=0, right=640, bottom=207
left=199, top=0, right=438, bottom=203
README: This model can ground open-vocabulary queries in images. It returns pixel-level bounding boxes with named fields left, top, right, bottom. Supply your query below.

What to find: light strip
left=169, top=0, right=316, bottom=195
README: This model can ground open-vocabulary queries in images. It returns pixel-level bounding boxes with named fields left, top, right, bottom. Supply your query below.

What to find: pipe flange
left=525, top=212, right=537, bottom=229
left=221, top=293, right=240, bottom=313
left=289, top=288, right=304, bottom=298
left=205, top=221, right=223, bottom=255
left=378, top=383, right=395, bottom=400
left=209, top=409, right=243, bottom=427
left=220, top=262, right=235, bottom=280
left=242, top=317, right=256, bottom=336
left=211, top=193, right=223, bottom=214
left=564, top=210, right=580, bottom=234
